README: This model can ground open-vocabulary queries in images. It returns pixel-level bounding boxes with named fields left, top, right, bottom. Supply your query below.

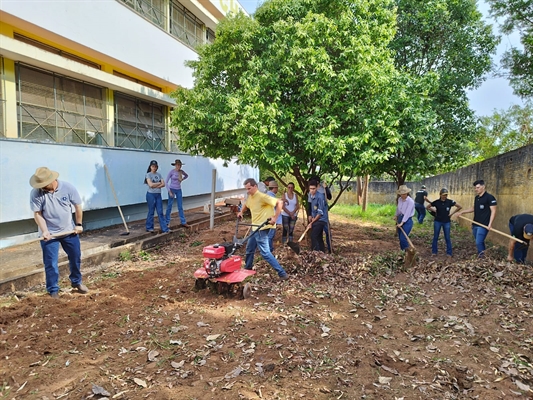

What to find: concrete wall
left=0, top=139, right=256, bottom=245
left=357, top=145, right=533, bottom=260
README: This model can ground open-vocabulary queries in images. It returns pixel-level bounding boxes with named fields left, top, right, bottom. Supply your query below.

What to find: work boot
left=181, top=223, right=191, bottom=228
left=279, top=275, right=289, bottom=281
left=72, top=283, right=89, bottom=294
left=49, top=292, right=59, bottom=299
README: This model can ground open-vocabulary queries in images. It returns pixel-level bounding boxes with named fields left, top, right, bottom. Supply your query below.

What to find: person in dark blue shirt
left=307, top=180, right=329, bottom=252
left=507, top=214, right=533, bottom=263
left=414, top=185, right=429, bottom=224
left=427, top=188, right=462, bottom=257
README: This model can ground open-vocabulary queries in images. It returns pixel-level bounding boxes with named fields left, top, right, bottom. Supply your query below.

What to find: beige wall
left=365, top=145, right=533, bottom=260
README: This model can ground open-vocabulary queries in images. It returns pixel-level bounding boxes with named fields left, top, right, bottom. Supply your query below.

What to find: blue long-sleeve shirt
left=310, top=191, right=329, bottom=223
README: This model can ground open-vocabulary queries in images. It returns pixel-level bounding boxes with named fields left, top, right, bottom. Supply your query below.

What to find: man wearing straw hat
left=30, top=167, right=88, bottom=298
left=394, top=185, right=415, bottom=251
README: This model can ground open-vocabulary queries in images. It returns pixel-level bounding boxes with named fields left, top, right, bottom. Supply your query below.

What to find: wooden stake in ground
left=398, top=225, right=416, bottom=268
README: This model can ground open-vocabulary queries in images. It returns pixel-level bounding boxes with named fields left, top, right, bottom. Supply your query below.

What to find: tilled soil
left=1, top=215, right=532, bottom=400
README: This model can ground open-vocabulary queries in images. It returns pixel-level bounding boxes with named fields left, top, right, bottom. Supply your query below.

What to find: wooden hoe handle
left=457, top=216, right=527, bottom=245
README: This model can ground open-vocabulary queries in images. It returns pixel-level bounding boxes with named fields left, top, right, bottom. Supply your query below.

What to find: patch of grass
left=138, top=250, right=152, bottom=261
left=190, top=240, right=203, bottom=247
left=331, top=203, right=396, bottom=225
left=119, top=250, right=132, bottom=261
left=102, top=271, right=120, bottom=279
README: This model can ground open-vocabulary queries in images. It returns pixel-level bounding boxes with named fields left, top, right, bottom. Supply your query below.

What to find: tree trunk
left=356, top=176, right=363, bottom=205
left=362, top=174, right=369, bottom=212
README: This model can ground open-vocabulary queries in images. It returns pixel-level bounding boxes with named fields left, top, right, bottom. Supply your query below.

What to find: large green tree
left=488, top=0, right=533, bottom=99
left=472, top=102, right=533, bottom=161
left=381, top=0, right=499, bottom=184
left=170, top=0, right=435, bottom=201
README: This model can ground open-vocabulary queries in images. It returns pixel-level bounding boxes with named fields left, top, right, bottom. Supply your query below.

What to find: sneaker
left=432, top=253, right=438, bottom=257
left=146, top=229, right=154, bottom=233
left=279, top=275, right=289, bottom=281
left=72, top=283, right=89, bottom=294
left=49, top=292, right=59, bottom=299
left=163, top=229, right=172, bottom=234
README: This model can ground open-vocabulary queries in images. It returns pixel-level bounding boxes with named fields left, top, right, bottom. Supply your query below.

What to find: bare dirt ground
left=1, top=215, right=533, bottom=400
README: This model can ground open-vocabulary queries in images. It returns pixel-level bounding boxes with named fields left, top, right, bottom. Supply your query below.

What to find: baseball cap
left=421, top=185, right=426, bottom=189
left=268, top=180, right=278, bottom=188
left=149, top=160, right=158, bottom=166
left=440, top=188, right=449, bottom=195
left=524, top=224, right=533, bottom=240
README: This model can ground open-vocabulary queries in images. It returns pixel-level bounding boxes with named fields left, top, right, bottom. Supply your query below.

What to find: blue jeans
left=397, top=217, right=413, bottom=251
left=415, top=203, right=426, bottom=224
left=267, top=228, right=276, bottom=251
left=244, top=229, right=287, bottom=277
left=40, top=233, right=82, bottom=294
left=509, top=221, right=529, bottom=263
left=146, top=192, right=168, bottom=232
left=432, top=221, right=452, bottom=255
left=472, top=225, right=489, bottom=256
left=166, top=188, right=186, bottom=225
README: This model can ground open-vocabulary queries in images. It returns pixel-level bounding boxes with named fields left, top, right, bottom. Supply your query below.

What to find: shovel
left=287, top=225, right=312, bottom=255
left=398, top=225, right=416, bottom=267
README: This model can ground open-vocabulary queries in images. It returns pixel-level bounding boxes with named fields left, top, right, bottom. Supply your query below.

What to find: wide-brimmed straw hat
left=30, top=167, right=59, bottom=188
left=268, top=181, right=278, bottom=188
left=396, top=185, right=411, bottom=195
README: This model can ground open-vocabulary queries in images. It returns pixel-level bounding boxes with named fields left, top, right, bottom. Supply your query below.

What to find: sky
left=237, top=0, right=524, bottom=118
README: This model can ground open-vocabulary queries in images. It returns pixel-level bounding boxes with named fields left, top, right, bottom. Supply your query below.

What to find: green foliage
left=472, top=102, right=533, bottom=161
left=384, top=0, right=499, bottom=183
left=119, top=250, right=132, bottom=262
left=488, top=0, right=533, bottom=99
left=171, top=0, right=434, bottom=201
left=138, top=250, right=152, bottom=261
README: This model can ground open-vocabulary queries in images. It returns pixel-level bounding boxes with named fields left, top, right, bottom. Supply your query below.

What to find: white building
left=0, top=0, right=255, bottom=246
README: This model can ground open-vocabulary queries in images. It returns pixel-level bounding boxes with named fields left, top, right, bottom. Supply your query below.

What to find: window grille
left=16, top=64, right=108, bottom=145
left=206, top=28, right=216, bottom=44
left=170, top=1, right=204, bottom=48
left=119, top=0, right=167, bottom=30
left=114, top=92, right=167, bottom=151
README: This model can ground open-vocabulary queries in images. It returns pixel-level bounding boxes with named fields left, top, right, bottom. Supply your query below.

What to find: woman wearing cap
left=508, top=214, right=533, bottom=263
left=144, top=160, right=169, bottom=233
left=394, top=185, right=415, bottom=251
left=165, top=159, right=189, bottom=228
left=427, top=188, right=462, bottom=257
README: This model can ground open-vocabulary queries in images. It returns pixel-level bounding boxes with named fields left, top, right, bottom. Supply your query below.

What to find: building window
left=119, top=0, right=167, bottom=30
left=170, top=1, right=204, bottom=48
left=114, top=93, right=167, bottom=151
left=16, top=64, right=108, bottom=145
left=206, top=28, right=216, bottom=44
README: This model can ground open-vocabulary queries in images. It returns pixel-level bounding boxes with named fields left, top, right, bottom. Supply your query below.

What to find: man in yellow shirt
left=237, top=178, right=288, bottom=280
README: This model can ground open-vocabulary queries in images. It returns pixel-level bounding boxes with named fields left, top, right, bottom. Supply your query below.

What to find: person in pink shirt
left=165, top=159, right=189, bottom=228
left=394, top=185, right=415, bottom=251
